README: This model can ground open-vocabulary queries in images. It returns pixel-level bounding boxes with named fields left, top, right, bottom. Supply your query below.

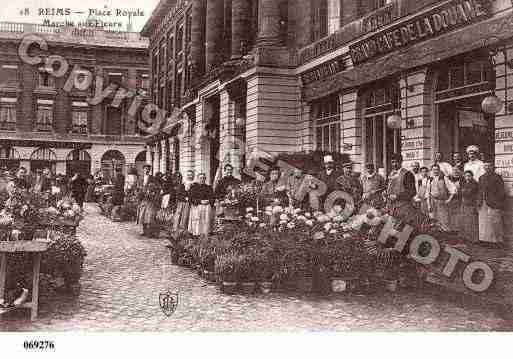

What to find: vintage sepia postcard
left=0, top=0, right=512, bottom=356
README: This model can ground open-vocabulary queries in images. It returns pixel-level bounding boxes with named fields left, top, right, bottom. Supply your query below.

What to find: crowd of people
left=130, top=164, right=241, bottom=238
left=0, top=166, right=94, bottom=208
left=2, top=143, right=505, bottom=249
left=106, top=144, right=507, bottom=248
left=245, top=145, right=506, bottom=248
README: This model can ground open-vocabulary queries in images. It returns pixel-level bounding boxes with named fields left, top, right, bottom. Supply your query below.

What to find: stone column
left=191, top=0, right=206, bottom=77
left=257, top=0, right=282, bottom=46
left=231, top=0, right=251, bottom=58
left=340, top=91, right=363, bottom=173
left=205, top=0, right=224, bottom=71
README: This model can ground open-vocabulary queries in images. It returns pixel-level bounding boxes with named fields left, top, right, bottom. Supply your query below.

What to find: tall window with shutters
left=35, top=100, right=54, bottom=132
left=312, top=94, right=340, bottom=153
left=71, top=102, right=89, bottom=134
left=0, top=97, right=16, bottom=131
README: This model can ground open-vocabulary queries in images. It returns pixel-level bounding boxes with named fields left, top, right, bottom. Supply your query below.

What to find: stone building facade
left=143, top=0, right=513, bottom=235
left=0, top=23, right=149, bottom=179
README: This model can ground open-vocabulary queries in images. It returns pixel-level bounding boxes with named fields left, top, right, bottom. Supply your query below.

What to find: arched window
left=101, top=150, right=125, bottom=181
left=66, top=149, right=91, bottom=177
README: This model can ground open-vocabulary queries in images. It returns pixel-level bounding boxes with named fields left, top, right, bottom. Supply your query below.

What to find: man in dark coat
left=70, top=172, right=88, bottom=209
left=111, top=167, right=125, bottom=206
left=477, top=160, right=505, bottom=247
left=214, top=164, right=241, bottom=200
left=311, top=155, right=341, bottom=210
left=386, top=153, right=418, bottom=225
left=214, top=163, right=241, bottom=217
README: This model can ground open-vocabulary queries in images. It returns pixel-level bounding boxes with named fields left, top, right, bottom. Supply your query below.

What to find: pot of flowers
left=328, top=244, right=359, bottom=293
left=215, top=253, right=239, bottom=294
left=280, top=244, right=315, bottom=293
left=255, top=251, right=275, bottom=294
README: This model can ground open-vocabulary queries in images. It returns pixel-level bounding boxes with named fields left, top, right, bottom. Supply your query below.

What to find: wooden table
left=0, top=240, right=50, bottom=320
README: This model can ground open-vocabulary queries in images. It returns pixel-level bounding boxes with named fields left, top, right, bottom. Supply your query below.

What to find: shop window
left=436, top=55, right=493, bottom=95
left=312, top=94, right=340, bottom=153
left=435, top=54, right=495, bottom=161
left=363, top=83, right=400, bottom=173
left=0, top=97, right=17, bottom=131
left=35, top=100, right=54, bottom=132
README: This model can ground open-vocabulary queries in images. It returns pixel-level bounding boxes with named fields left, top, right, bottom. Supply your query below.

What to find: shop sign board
left=401, top=139, right=426, bottom=150
left=495, top=129, right=513, bottom=141
left=300, top=56, right=347, bottom=85
left=495, top=155, right=513, bottom=168
left=349, top=0, right=491, bottom=66
left=402, top=150, right=422, bottom=160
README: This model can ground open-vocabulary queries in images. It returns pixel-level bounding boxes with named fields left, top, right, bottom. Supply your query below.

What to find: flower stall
left=166, top=198, right=433, bottom=295
left=0, top=185, right=86, bottom=315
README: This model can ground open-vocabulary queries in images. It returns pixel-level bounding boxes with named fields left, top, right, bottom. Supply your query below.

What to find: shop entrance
left=435, top=51, right=495, bottom=161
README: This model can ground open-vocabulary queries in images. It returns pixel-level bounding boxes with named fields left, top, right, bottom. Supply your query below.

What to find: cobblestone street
left=1, top=204, right=512, bottom=331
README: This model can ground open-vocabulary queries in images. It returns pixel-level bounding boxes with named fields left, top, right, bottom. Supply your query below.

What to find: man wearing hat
left=464, top=145, right=484, bottom=181
left=111, top=166, right=125, bottom=221
left=336, top=161, right=362, bottom=205
left=433, top=152, right=452, bottom=177
left=360, top=163, right=386, bottom=211
left=312, top=155, right=341, bottom=208
left=386, top=153, right=417, bottom=223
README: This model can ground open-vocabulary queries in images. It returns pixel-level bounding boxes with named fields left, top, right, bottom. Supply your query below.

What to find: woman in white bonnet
left=463, top=145, right=484, bottom=181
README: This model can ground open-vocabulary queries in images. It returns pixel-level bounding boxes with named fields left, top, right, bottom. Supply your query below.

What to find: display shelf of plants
left=166, top=198, right=435, bottom=296
left=0, top=188, right=87, bottom=305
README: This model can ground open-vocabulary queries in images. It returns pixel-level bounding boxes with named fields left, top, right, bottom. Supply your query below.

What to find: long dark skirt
left=173, top=201, right=191, bottom=235
left=85, top=185, right=95, bottom=202
left=457, top=203, right=479, bottom=243
left=137, top=200, right=160, bottom=236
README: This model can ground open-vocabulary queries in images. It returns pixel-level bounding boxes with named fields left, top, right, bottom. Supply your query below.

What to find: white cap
left=466, top=145, right=479, bottom=153
left=323, top=155, right=334, bottom=163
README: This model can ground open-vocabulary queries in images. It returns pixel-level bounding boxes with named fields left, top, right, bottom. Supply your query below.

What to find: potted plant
left=239, top=254, right=257, bottom=295
left=215, top=252, right=239, bottom=294
left=254, top=248, right=276, bottom=294
left=279, top=242, right=315, bottom=293
left=327, top=239, right=359, bottom=293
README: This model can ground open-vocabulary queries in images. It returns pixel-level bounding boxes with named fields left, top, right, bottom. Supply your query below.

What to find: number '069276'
left=23, top=340, right=55, bottom=350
